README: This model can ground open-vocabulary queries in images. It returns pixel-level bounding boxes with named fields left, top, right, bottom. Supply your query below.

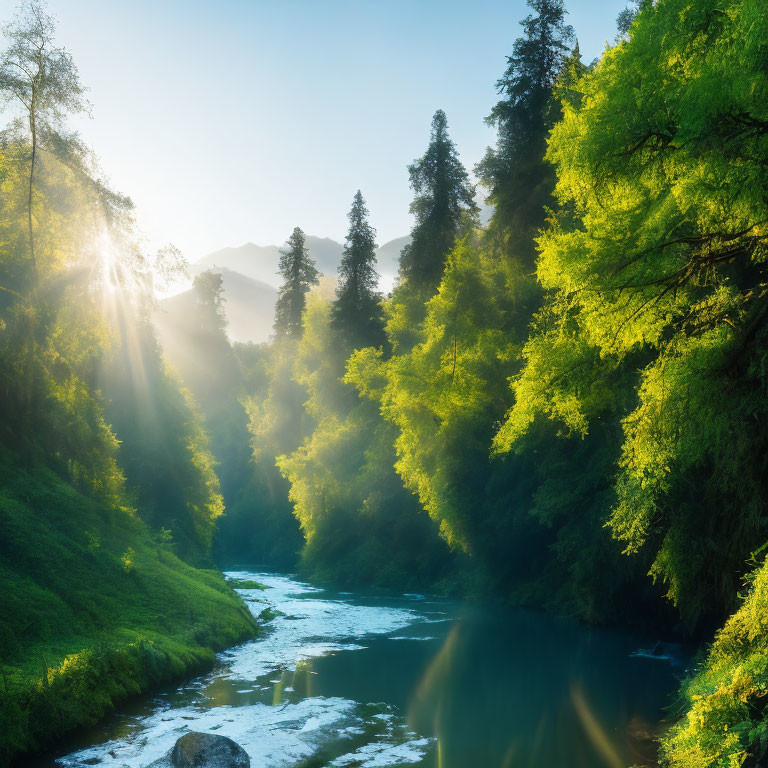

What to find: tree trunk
left=27, top=108, right=37, bottom=281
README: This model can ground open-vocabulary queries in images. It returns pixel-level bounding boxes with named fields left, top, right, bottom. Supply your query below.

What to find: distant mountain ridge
left=194, top=234, right=408, bottom=290
left=161, top=235, right=409, bottom=345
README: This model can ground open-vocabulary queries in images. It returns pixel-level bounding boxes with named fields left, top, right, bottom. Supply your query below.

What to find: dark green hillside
left=0, top=457, right=256, bottom=765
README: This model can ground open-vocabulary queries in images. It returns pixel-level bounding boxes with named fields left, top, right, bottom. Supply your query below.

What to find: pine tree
left=193, top=271, right=227, bottom=335
left=189, top=269, right=241, bottom=402
left=477, top=0, right=574, bottom=261
left=273, top=227, right=319, bottom=339
left=398, top=110, right=477, bottom=289
left=331, top=191, right=385, bottom=350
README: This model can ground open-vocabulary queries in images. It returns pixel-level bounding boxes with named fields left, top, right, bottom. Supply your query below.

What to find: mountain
left=193, top=236, right=344, bottom=289
left=194, top=243, right=283, bottom=287
left=193, top=235, right=407, bottom=290
left=375, top=235, right=410, bottom=291
left=157, top=268, right=278, bottom=345
left=178, top=235, right=409, bottom=344
left=304, top=236, right=345, bottom=276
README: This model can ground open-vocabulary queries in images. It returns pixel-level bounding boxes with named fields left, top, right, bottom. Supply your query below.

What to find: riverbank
left=0, top=462, right=258, bottom=767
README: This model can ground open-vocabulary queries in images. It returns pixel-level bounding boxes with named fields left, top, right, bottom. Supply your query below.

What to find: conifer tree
left=273, top=227, right=319, bottom=339
left=193, top=271, right=227, bottom=335
left=477, top=0, right=574, bottom=260
left=398, top=110, right=477, bottom=289
left=188, top=270, right=242, bottom=402
left=331, top=191, right=385, bottom=350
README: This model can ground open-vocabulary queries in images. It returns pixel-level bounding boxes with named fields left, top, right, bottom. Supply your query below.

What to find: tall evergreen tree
left=398, top=110, right=477, bottom=289
left=193, top=271, right=227, bottom=335
left=331, top=190, right=385, bottom=350
left=273, top=227, right=319, bottom=339
left=477, top=0, right=574, bottom=260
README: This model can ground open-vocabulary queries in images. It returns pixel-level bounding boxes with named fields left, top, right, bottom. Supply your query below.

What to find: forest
left=0, top=0, right=767, bottom=766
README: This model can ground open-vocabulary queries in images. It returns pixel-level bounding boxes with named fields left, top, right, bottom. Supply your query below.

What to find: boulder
left=169, top=731, right=250, bottom=768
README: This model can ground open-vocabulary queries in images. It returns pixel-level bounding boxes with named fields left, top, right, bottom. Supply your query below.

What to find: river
left=44, top=571, right=683, bottom=768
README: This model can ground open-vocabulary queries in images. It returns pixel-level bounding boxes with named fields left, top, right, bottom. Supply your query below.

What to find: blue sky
left=1, top=0, right=630, bottom=260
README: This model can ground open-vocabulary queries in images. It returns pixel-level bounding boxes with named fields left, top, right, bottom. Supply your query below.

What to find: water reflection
left=401, top=608, right=675, bottom=768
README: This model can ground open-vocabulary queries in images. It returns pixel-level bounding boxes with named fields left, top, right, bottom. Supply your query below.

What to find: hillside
left=193, top=242, right=283, bottom=287
left=195, top=236, right=408, bottom=289
left=0, top=456, right=257, bottom=765
left=374, top=235, right=410, bottom=291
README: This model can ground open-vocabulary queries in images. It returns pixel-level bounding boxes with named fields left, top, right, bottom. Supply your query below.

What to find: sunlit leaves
left=277, top=292, right=448, bottom=584
left=490, top=0, right=768, bottom=635
left=360, top=236, right=528, bottom=552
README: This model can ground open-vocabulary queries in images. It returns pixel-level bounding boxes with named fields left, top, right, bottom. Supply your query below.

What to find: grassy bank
left=0, top=461, right=258, bottom=767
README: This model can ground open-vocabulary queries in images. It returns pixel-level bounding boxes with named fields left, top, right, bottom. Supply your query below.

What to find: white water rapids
left=56, top=572, right=444, bottom=768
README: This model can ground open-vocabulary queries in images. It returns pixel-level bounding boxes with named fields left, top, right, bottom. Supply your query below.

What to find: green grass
left=0, top=460, right=258, bottom=767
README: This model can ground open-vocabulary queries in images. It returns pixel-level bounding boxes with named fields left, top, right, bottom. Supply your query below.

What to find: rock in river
left=166, top=731, right=250, bottom=768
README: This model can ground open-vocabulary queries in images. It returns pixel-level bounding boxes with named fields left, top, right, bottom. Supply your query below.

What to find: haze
left=6, top=0, right=629, bottom=261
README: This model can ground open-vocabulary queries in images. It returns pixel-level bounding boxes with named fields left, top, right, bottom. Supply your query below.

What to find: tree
left=278, top=293, right=452, bottom=587
left=398, top=110, right=477, bottom=289
left=273, top=227, right=319, bottom=339
left=98, top=316, right=225, bottom=565
left=477, top=0, right=573, bottom=261
left=331, top=190, right=385, bottom=351
left=0, top=0, right=87, bottom=283
left=193, top=271, right=227, bottom=335
left=494, top=0, right=768, bottom=628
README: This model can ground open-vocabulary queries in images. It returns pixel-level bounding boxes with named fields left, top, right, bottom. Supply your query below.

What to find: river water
left=47, top=571, right=682, bottom=768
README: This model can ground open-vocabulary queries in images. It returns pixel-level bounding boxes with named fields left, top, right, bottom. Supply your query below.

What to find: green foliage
left=0, top=143, right=127, bottom=504
left=331, top=190, right=386, bottom=351
left=397, top=110, right=477, bottom=291
left=274, top=227, right=320, bottom=340
left=477, top=0, right=574, bottom=260
left=358, top=236, right=524, bottom=551
left=98, top=318, right=224, bottom=564
left=615, top=0, right=651, bottom=40
left=350, top=234, right=648, bottom=621
left=278, top=293, right=452, bottom=588
left=222, top=339, right=311, bottom=567
left=660, top=555, right=768, bottom=768
left=495, top=0, right=768, bottom=627
left=153, top=273, right=304, bottom=569
left=0, top=457, right=256, bottom=766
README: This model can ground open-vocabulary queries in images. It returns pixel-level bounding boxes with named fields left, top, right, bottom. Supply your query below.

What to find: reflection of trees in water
left=407, top=613, right=663, bottom=768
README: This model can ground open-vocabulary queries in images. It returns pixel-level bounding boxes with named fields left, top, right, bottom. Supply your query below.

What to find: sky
left=0, top=0, right=630, bottom=262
